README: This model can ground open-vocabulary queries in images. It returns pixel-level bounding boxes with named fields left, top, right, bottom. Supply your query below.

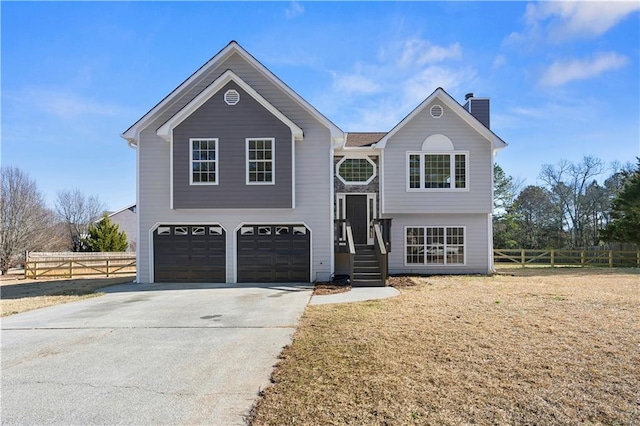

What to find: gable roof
left=156, top=70, right=304, bottom=142
left=345, top=132, right=387, bottom=148
left=375, top=88, right=507, bottom=151
left=121, top=41, right=343, bottom=146
left=107, top=203, right=136, bottom=218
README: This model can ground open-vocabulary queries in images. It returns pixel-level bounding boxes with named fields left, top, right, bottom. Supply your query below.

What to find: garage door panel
left=153, top=225, right=226, bottom=283
left=237, top=225, right=310, bottom=283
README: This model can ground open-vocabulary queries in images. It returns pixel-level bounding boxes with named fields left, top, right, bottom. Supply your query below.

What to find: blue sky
left=2, top=1, right=639, bottom=211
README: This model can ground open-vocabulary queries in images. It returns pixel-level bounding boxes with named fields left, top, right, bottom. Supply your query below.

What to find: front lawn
left=250, top=268, right=639, bottom=425
left=0, top=275, right=134, bottom=316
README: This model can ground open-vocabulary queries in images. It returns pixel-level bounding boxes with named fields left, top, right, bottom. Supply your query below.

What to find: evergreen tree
left=84, top=214, right=128, bottom=252
left=601, top=159, right=640, bottom=245
left=493, top=164, right=523, bottom=248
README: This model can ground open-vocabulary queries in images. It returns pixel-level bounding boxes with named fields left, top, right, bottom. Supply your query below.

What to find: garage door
left=153, top=225, right=226, bottom=283
left=237, top=225, right=310, bottom=283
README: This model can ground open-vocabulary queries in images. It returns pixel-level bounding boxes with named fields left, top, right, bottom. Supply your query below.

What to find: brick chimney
left=463, top=93, right=490, bottom=129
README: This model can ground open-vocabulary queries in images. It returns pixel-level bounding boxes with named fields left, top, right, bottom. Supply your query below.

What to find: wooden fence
left=25, top=252, right=136, bottom=279
left=494, top=249, right=640, bottom=268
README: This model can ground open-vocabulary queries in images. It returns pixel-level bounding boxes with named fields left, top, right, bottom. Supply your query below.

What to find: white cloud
left=522, top=1, right=640, bottom=42
left=403, top=66, right=477, bottom=107
left=492, top=55, right=507, bottom=69
left=319, top=37, right=475, bottom=131
left=540, top=52, right=629, bottom=86
left=285, top=1, right=304, bottom=19
left=8, top=87, right=127, bottom=120
left=332, top=72, right=381, bottom=95
left=399, top=38, right=462, bottom=67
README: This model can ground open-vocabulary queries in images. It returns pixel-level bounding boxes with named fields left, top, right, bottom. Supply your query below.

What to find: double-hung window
left=407, top=152, right=467, bottom=190
left=190, top=138, right=218, bottom=185
left=405, top=226, right=465, bottom=265
left=246, top=138, right=274, bottom=184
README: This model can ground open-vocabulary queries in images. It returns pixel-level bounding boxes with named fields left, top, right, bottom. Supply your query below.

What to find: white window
left=336, top=157, right=376, bottom=185
left=405, top=226, right=465, bottom=265
left=190, top=138, right=218, bottom=185
left=407, top=152, right=467, bottom=190
left=246, top=138, right=274, bottom=184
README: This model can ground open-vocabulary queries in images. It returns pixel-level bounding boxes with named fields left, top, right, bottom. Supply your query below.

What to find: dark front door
left=346, top=195, right=368, bottom=244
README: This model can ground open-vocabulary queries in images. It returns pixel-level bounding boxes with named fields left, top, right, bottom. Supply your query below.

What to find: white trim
left=135, top=143, right=141, bottom=283
left=291, top=134, right=296, bottom=209
left=329, top=146, right=335, bottom=278
left=374, top=88, right=507, bottom=151
left=335, top=156, right=377, bottom=186
left=148, top=222, right=227, bottom=284
left=488, top=213, right=494, bottom=273
left=122, top=42, right=343, bottom=145
left=224, top=89, right=240, bottom=105
left=489, top=150, right=495, bottom=272
left=232, top=222, right=313, bottom=283
left=380, top=150, right=385, bottom=215
left=430, top=104, right=444, bottom=118
left=334, top=146, right=381, bottom=156
left=421, top=134, right=454, bottom=151
left=403, top=225, right=467, bottom=267
left=169, top=138, right=174, bottom=209
left=189, top=138, right=219, bottom=186
left=156, top=70, right=303, bottom=142
left=367, top=193, right=377, bottom=245
left=106, top=203, right=136, bottom=218
left=245, top=138, right=275, bottom=185
left=337, top=193, right=377, bottom=245
left=406, top=151, right=469, bottom=192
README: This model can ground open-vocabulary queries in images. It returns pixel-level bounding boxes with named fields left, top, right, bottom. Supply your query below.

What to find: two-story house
left=122, top=41, right=507, bottom=285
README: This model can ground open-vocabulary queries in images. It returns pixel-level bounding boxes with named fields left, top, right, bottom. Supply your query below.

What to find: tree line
left=3, top=158, right=638, bottom=274
left=494, top=156, right=639, bottom=249
left=1, top=166, right=128, bottom=274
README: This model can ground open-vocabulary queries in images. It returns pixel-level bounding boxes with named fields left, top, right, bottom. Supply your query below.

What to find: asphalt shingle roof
left=344, top=132, right=387, bottom=148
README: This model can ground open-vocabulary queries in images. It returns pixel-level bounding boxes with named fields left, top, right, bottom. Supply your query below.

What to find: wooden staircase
left=352, top=245, right=384, bottom=287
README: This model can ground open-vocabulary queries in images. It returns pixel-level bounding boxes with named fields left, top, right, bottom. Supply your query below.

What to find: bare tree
left=539, top=156, right=605, bottom=247
left=0, top=167, right=64, bottom=274
left=512, top=185, right=565, bottom=248
left=55, top=189, right=106, bottom=251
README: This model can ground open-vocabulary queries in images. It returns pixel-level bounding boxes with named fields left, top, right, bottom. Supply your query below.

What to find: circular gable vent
left=224, top=89, right=240, bottom=105
left=430, top=104, right=443, bottom=118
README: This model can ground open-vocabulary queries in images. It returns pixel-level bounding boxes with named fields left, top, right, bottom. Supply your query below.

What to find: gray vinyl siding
left=386, top=213, right=490, bottom=274
left=135, top=53, right=334, bottom=283
left=173, top=81, right=292, bottom=209
left=108, top=208, right=137, bottom=251
left=382, top=100, right=493, bottom=214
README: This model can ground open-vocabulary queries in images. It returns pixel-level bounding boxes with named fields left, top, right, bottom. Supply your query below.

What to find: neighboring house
left=121, top=41, right=506, bottom=285
left=106, top=204, right=137, bottom=252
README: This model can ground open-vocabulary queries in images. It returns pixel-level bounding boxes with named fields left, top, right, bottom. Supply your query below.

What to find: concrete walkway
left=309, top=286, right=400, bottom=305
left=1, top=282, right=312, bottom=426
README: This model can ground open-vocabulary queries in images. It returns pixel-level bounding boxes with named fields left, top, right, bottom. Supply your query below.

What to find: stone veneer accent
left=333, top=155, right=380, bottom=216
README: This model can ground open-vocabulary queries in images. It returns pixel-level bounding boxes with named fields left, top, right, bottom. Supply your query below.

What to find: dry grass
left=250, top=268, right=639, bottom=425
left=0, top=274, right=134, bottom=316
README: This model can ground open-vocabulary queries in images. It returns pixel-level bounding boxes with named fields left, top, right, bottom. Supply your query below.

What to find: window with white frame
left=336, top=157, right=376, bottom=184
left=407, top=152, right=467, bottom=190
left=405, top=226, right=465, bottom=265
left=190, top=138, right=218, bottom=184
left=246, top=138, right=274, bottom=184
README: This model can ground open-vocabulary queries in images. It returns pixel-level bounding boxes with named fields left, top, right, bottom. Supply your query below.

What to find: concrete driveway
left=1, top=282, right=313, bottom=425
